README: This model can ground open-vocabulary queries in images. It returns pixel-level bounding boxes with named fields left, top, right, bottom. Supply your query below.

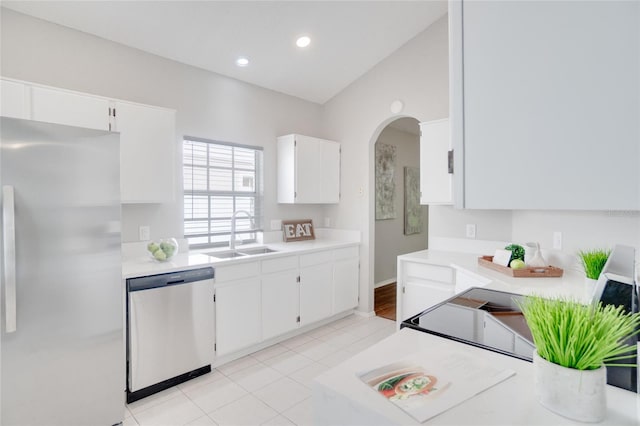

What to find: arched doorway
left=369, top=116, right=428, bottom=320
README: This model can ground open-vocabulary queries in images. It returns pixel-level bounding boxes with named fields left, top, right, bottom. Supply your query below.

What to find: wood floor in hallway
left=374, top=282, right=396, bottom=321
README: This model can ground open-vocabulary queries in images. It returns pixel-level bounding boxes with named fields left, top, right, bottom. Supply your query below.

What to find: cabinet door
left=215, top=277, right=261, bottom=356
left=333, top=258, right=359, bottom=313
left=419, top=119, right=451, bottom=205
left=514, top=335, right=535, bottom=359
left=299, top=263, right=333, bottom=326
left=31, top=85, right=110, bottom=130
left=483, top=313, right=515, bottom=354
left=262, top=270, right=299, bottom=340
left=454, top=1, right=640, bottom=209
left=320, top=140, right=340, bottom=203
left=401, top=280, right=454, bottom=321
left=114, top=101, right=176, bottom=203
left=1, top=79, right=28, bottom=119
left=294, top=134, right=323, bottom=204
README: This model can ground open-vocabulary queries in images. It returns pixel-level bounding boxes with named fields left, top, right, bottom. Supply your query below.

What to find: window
left=183, top=137, right=263, bottom=248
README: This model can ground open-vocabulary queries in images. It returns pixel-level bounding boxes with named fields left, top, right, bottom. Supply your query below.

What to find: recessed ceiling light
left=296, top=36, right=311, bottom=48
left=236, top=57, right=249, bottom=67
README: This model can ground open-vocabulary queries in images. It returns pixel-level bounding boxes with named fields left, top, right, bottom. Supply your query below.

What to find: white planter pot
left=584, top=277, right=598, bottom=300
left=533, top=352, right=606, bottom=423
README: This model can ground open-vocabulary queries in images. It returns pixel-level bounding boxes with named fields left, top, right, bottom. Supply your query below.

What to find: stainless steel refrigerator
left=0, top=117, right=124, bottom=425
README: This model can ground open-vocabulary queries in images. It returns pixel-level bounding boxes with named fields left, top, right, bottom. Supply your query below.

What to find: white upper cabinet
left=1, top=79, right=28, bottom=119
left=450, top=0, right=640, bottom=210
left=0, top=77, right=176, bottom=204
left=113, top=101, right=176, bottom=203
left=419, top=118, right=452, bottom=205
left=31, top=85, right=111, bottom=131
left=277, top=134, right=340, bottom=204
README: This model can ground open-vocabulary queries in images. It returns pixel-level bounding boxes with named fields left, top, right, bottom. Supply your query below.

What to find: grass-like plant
left=578, top=248, right=611, bottom=280
left=517, top=296, right=640, bottom=370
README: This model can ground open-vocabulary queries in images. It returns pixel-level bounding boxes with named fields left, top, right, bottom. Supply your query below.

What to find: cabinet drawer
left=300, top=250, right=333, bottom=268
left=404, top=262, right=453, bottom=284
left=333, top=246, right=359, bottom=261
left=215, top=261, right=260, bottom=282
left=261, top=255, right=298, bottom=274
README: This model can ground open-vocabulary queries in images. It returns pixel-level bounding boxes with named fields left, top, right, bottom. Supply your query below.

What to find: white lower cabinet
left=261, top=270, right=299, bottom=340
left=402, top=280, right=454, bottom=321
left=397, top=259, right=454, bottom=322
left=299, top=262, right=333, bottom=327
left=214, top=276, right=261, bottom=356
left=333, top=258, right=359, bottom=313
left=213, top=245, right=360, bottom=360
left=482, top=313, right=515, bottom=354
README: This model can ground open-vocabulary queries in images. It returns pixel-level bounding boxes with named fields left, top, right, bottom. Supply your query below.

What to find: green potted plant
left=517, top=296, right=640, bottom=422
left=578, top=248, right=611, bottom=282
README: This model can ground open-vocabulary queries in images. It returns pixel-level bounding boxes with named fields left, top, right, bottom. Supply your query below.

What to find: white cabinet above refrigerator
left=0, top=77, right=176, bottom=203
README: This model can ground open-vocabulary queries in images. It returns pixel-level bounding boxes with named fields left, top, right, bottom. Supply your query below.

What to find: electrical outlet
left=553, top=231, right=562, bottom=250
left=466, top=224, right=476, bottom=239
left=270, top=219, right=282, bottom=231
left=324, top=217, right=331, bottom=227
left=139, top=225, right=150, bottom=241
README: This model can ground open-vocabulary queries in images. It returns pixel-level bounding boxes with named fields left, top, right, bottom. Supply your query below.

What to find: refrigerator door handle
left=2, top=185, right=17, bottom=333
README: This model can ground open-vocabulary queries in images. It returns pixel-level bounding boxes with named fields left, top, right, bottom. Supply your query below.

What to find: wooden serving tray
left=478, top=255, right=564, bottom=278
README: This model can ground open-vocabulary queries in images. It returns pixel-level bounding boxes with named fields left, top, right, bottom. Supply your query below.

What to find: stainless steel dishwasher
left=126, top=267, right=214, bottom=403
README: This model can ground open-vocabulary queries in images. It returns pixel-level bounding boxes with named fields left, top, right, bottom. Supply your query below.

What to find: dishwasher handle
left=127, top=267, right=214, bottom=292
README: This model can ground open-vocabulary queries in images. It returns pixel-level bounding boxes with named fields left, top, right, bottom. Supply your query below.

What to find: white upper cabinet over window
left=450, top=0, right=639, bottom=210
left=420, top=118, right=452, bottom=205
left=277, top=134, right=340, bottom=204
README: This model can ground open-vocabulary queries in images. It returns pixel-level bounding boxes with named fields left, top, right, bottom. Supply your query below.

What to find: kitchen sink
left=205, top=247, right=278, bottom=259
left=205, top=250, right=248, bottom=259
left=237, top=247, right=278, bottom=255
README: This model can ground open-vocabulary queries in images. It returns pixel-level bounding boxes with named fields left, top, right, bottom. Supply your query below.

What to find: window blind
left=183, top=137, right=264, bottom=248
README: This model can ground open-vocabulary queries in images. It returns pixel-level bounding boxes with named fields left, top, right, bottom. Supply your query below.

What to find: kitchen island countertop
left=313, top=327, right=639, bottom=425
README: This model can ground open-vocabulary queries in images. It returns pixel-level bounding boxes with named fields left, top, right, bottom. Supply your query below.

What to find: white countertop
left=398, top=249, right=591, bottom=302
left=122, top=239, right=360, bottom=279
left=313, top=328, right=639, bottom=425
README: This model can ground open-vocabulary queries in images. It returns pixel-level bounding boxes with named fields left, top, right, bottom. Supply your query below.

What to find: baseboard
left=375, top=278, right=396, bottom=289
left=354, top=310, right=376, bottom=318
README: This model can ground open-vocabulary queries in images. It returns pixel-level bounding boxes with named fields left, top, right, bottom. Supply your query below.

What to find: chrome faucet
left=230, top=210, right=253, bottom=250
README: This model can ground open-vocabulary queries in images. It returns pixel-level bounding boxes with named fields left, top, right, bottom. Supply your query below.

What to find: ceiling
left=2, top=1, right=448, bottom=104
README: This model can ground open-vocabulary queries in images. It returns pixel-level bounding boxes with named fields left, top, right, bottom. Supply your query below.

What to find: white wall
left=374, top=124, right=428, bottom=285
left=321, top=16, right=515, bottom=313
left=0, top=8, right=326, bottom=243
left=511, top=211, right=640, bottom=269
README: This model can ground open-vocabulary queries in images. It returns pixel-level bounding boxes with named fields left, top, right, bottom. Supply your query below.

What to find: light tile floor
left=124, top=314, right=396, bottom=426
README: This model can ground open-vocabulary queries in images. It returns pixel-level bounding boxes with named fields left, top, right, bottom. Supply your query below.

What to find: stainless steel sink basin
left=205, top=247, right=278, bottom=259
left=237, top=247, right=278, bottom=255
left=205, top=250, right=248, bottom=259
